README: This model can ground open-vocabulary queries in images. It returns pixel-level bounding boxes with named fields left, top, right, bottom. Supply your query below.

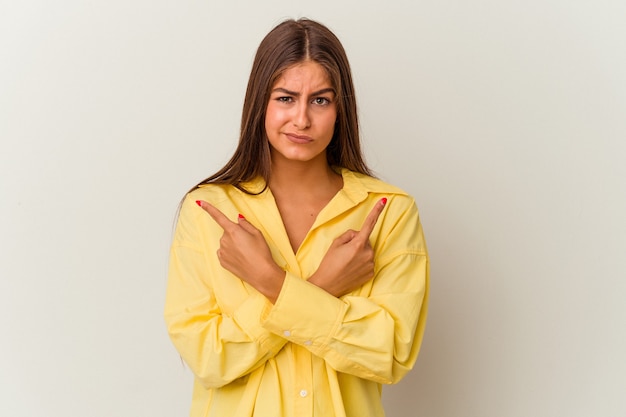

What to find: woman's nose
left=292, top=102, right=311, bottom=130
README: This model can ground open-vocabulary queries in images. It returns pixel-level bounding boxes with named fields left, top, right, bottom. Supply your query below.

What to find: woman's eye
left=277, top=96, right=293, bottom=103
left=313, top=97, right=330, bottom=105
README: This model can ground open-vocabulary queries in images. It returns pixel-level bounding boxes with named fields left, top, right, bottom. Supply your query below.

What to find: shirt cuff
left=261, top=272, right=347, bottom=352
left=233, top=291, right=287, bottom=353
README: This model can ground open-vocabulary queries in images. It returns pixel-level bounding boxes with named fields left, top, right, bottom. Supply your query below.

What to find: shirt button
left=283, top=330, right=291, bottom=337
left=304, top=340, right=312, bottom=346
left=300, top=390, right=308, bottom=397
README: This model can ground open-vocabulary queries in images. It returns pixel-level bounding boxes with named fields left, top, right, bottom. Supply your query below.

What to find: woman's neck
left=268, top=157, right=343, bottom=199
left=267, top=155, right=344, bottom=253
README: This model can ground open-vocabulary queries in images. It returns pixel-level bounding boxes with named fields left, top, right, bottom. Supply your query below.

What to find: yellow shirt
left=165, top=168, right=429, bottom=417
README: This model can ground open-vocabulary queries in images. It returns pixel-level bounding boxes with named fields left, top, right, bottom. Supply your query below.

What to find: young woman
left=165, top=18, right=429, bottom=417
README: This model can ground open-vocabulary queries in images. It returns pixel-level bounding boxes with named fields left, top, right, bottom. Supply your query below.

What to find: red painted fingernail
left=381, top=198, right=387, bottom=205
left=238, top=213, right=245, bottom=219
left=195, top=200, right=202, bottom=207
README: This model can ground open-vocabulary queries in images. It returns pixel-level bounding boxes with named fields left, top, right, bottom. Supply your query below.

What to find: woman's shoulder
left=186, top=182, right=234, bottom=201
left=186, top=178, right=264, bottom=201
left=342, top=169, right=413, bottom=200
left=180, top=179, right=266, bottom=214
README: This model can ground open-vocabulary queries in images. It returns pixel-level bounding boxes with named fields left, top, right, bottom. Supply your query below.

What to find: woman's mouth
left=285, top=133, right=313, bottom=144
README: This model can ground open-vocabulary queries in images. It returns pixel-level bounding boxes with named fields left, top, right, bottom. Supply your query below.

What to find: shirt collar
left=337, top=168, right=408, bottom=203
left=239, top=167, right=408, bottom=203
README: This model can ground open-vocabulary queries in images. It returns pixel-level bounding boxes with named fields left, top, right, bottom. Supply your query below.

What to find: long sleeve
left=164, top=195, right=288, bottom=388
left=260, top=197, right=429, bottom=384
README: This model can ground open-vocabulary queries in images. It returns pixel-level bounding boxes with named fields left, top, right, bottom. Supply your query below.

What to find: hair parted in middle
left=192, top=18, right=372, bottom=194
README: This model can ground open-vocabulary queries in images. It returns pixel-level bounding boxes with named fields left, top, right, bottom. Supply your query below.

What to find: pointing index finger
left=359, top=197, right=387, bottom=239
left=196, top=200, right=236, bottom=231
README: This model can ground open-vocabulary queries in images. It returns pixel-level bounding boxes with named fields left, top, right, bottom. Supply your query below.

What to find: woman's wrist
left=255, top=263, right=286, bottom=304
left=308, top=272, right=341, bottom=298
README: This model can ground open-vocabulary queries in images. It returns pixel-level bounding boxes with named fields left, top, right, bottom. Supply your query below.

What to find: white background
left=1, top=1, right=625, bottom=416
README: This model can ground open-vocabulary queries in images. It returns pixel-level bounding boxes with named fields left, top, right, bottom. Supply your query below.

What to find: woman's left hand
left=196, top=200, right=285, bottom=303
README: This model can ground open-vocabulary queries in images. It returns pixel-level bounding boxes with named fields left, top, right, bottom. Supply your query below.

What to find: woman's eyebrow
left=271, top=87, right=336, bottom=96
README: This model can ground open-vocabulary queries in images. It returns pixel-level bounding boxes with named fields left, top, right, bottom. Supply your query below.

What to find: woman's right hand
left=308, top=198, right=386, bottom=297
left=196, top=200, right=285, bottom=303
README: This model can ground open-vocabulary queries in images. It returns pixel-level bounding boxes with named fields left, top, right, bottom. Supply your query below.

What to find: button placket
left=293, top=346, right=313, bottom=415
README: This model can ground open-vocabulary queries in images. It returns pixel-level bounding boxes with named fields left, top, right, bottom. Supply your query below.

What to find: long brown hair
left=191, top=18, right=372, bottom=194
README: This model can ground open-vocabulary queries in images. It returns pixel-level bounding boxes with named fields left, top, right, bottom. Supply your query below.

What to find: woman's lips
left=285, top=133, right=313, bottom=144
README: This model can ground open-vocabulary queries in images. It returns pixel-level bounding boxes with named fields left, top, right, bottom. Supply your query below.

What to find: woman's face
left=265, top=61, right=337, bottom=166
